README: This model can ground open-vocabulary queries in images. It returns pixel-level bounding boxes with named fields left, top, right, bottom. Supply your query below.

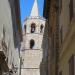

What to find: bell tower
left=21, top=0, right=46, bottom=75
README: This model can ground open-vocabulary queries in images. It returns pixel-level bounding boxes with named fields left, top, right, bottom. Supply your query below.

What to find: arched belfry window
left=40, top=24, right=44, bottom=33
left=31, top=23, right=36, bottom=33
left=30, top=39, right=35, bottom=49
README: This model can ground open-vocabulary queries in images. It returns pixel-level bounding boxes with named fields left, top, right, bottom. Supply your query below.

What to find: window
left=69, top=55, right=74, bottom=75
left=69, top=0, right=73, bottom=22
left=30, top=39, right=35, bottom=49
left=24, top=25, right=26, bottom=33
left=40, top=24, right=44, bottom=33
left=31, top=23, right=36, bottom=33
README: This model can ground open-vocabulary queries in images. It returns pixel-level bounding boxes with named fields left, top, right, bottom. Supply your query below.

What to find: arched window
left=30, top=39, right=35, bottom=49
left=31, top=23, right=36, bottom=33
left=40, top=24, right=44, bottom=33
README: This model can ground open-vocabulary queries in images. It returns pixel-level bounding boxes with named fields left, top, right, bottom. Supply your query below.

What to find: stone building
left=0, top=0, right=22, bottom=75
left=20, top=0, right=48, bottom=75
left=43, top=0, right=75, bottom=75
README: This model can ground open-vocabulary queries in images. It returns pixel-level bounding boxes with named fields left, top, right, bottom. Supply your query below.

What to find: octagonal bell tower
left=21, top=0, right=46, bottom=75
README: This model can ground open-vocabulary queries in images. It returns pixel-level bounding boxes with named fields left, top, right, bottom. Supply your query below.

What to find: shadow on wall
left=40, top=20, right=49, bottom=75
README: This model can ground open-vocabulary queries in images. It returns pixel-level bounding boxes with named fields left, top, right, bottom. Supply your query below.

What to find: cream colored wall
left=21, top=50, right=43, bottom=75
left=21, top=69, right=40, bottom=75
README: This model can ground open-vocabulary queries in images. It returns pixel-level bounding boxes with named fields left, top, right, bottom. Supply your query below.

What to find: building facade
left=43, top=0, right=59, bottom=75
left=43, top=0, right=75, bottom=75
left=0, top=0, right=22, bottom=75
left=20, top=0, right=48, bottom=75
left=58, top=0, right=75, bottom=75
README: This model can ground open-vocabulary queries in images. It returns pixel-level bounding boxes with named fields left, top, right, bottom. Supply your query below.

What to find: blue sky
left=20, top=0, right=44, bottom=24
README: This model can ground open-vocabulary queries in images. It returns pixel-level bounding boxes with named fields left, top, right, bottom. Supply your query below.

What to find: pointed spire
left=30, top=0, right=39, bottom=17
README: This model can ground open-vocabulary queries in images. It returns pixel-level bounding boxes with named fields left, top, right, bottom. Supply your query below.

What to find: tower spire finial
left=30, top=0, right=39, bottom=17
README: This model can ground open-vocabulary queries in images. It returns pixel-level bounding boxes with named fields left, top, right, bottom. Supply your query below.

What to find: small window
left=31, top=23, right=36, bottom=33
left=40, top=24, right=44, bottom=33
left=30, top=39, right=35, bottom=49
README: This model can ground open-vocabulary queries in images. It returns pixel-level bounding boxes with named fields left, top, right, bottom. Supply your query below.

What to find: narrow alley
left=0, top=0, right=75, bottom=75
